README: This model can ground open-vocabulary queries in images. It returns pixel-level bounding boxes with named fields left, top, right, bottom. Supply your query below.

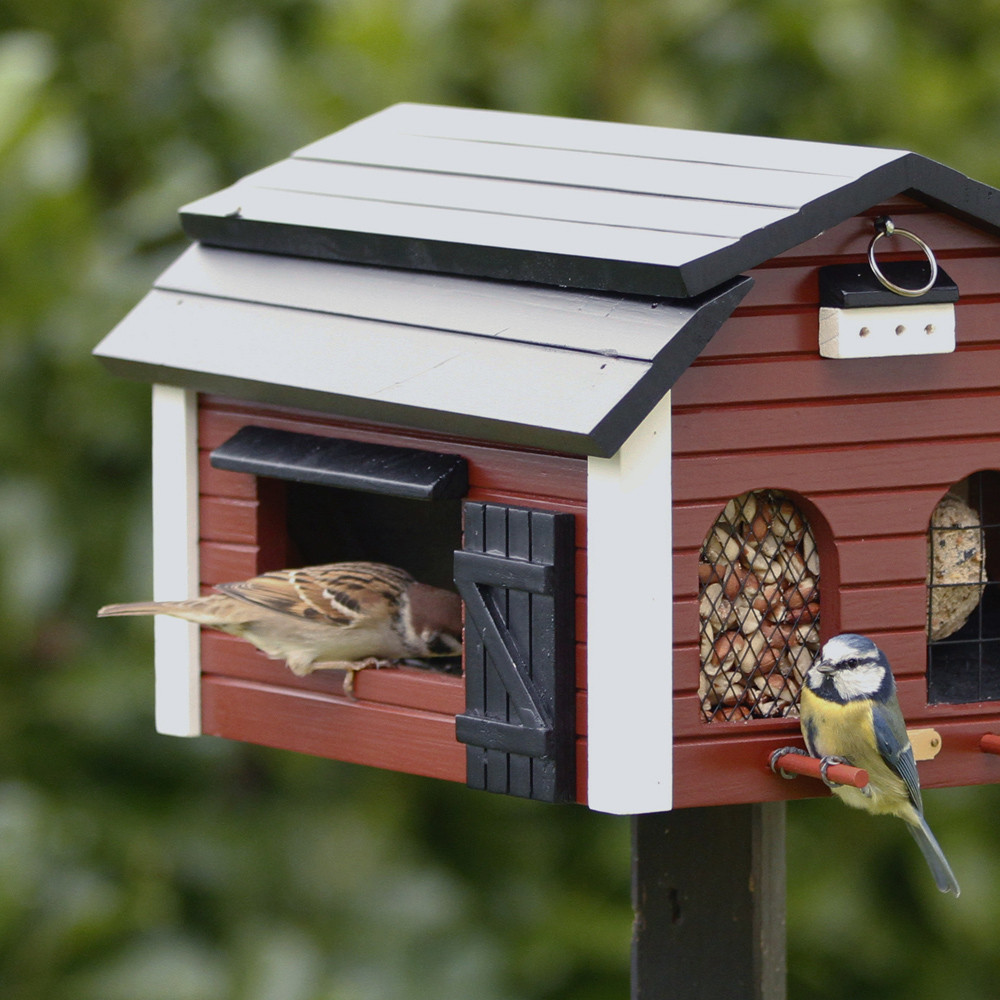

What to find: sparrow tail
left=97, top=598, right=227, bottom=626
left=98, top=601, right=174, bottom=617
left=907, top=813, right=960, bottom=897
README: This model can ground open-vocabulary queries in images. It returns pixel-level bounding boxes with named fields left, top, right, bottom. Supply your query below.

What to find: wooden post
left=631, top=804, right=786, bottom=1000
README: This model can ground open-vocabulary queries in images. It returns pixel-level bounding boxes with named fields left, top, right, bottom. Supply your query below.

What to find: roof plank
left=96, top=245, right=751, bottom=456
left=300, top=103, right=903, bottom=179
left=156, top=245, right=706, bottom=363
left=243, top=157, right=793, bottom=238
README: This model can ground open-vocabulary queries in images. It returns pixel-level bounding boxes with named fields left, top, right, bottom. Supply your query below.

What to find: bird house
left=95, top=103, right=1000, bottom=815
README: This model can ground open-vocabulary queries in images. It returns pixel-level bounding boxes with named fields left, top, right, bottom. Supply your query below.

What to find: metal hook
left=867, top=215, right=938, bottom=297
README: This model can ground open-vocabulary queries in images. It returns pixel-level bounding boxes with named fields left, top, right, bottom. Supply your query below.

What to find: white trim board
left=586, top=391, right=673, bottom=814
left=151, top=384, right=201, bottom=736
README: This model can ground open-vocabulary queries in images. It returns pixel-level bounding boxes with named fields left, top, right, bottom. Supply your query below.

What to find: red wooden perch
left=769, top=749, right=869, bottom=789
left=980, top=734, right=1000, bottom=755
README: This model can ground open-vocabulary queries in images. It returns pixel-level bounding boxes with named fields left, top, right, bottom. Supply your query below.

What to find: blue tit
left=796, top=633, right=960, bottom=897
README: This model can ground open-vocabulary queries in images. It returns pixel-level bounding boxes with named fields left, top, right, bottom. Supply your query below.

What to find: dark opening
left=284, top=481, right=462, bottom=593
left=927, top=470, right=1000, bottom=704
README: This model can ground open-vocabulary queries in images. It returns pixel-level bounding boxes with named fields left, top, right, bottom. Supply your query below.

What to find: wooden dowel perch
left=769, top=749, right=869, bottom=789
left=980, top=734, right=1000, bottom=755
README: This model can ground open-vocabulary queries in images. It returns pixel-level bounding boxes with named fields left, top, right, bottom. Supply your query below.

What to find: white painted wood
left=819, top=302, right=956, bottom=358
left=298, top=102, right=904, bottom=182
left=100, top=289, right=650, bottom=442
left=254, top=157, right=790, bottom=238
left=151, top=384, right=201, bottom=736
left=587, top=391, right=674, bottom=814
left=155, top=244, right=703, bottom=363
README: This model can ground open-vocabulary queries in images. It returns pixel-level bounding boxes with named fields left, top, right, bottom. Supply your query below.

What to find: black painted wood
left=455, top=501, right=576, bottom=802
left=209, top=425, right=468, bottom=499
left=632, top=805, right=786, bottom=1000
left=819, top=262, right=959, bottom=308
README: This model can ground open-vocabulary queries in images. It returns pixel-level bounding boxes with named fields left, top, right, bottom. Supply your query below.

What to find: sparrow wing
left=872, top=696, right=923, bottom=813
left=217, top=562, right=411, bottom=629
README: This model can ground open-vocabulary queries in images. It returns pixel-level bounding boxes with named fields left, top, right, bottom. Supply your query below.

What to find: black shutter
left=454, top=501, right=576, bottom=803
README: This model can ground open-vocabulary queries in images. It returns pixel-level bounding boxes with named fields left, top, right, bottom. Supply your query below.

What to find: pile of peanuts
left=698, top=490, right=820, bottom=721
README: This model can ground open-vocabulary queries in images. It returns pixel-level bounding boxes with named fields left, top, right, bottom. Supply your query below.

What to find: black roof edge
left=179, top=212, right=702, bottom=299
left=587, top=275, right=754, bottom=457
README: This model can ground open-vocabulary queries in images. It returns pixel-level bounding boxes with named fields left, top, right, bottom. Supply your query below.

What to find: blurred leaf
left=2, top=2, right=1000, bottom=998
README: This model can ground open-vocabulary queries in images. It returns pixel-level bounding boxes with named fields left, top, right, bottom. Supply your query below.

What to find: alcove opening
left=927, top=470, right=1000, bottom=704
left=698, top=489, right=821, bottom=722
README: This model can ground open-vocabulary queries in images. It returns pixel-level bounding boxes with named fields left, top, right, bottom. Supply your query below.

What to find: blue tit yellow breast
left=800, top=687, right=875, bottom=760
left=799, top=686, right=913, bottom=817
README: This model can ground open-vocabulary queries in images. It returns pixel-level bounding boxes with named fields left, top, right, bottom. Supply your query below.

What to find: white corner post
left=587, top=391, right=673, bottom=814
left=151, top=384, right=202, bottom=736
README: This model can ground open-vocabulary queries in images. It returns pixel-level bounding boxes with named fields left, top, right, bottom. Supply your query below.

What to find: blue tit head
left=805, top=633, right=895, bottom=704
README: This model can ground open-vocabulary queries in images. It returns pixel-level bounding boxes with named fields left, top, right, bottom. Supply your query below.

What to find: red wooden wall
left=194, top=195, right=1000, bottom=812
left=196, top=396, right=591, bottom=799
left=671, top=196, right=1000, bottom=807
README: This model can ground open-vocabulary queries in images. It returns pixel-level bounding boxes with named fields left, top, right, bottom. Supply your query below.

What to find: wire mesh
left=927, top=471, right=1000, bottom=703
left=698, top=490, right=820, bottom=721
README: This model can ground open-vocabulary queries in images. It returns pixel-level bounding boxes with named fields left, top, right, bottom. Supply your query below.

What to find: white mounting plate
left=818, top=301, right=955, bottom=359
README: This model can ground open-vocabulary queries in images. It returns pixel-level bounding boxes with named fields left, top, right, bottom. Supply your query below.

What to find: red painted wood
left=200, top=632, right=466, bottom=714
left=200, top=540, right=260, bottom=585
left=670, top=207, right=1000, bottom=792
left=199, top=398, right=588, bottom=501
left=673, top=392, right=1000, bottom=455
left=672, top=715, right=1000, bottom=808
left=196, top=394, right=590, bottom=798
left=198, top=451, right=258, bottom=499
left=199, top=495, right=260, bottom=544
left=201, top=675, right=466, bottom=782
left=673, top=437, right=1000, bottom=502
left=675, top=350, right=1000, bottom=412
left=673, top=532, right=927, bottom=595
left=182, top=198, right=1000, bottom=807
left=674, top=487, right=949, bottom=548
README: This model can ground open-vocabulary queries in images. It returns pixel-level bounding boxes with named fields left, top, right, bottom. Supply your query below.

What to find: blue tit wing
left=871, top=697, right=922, bottom=813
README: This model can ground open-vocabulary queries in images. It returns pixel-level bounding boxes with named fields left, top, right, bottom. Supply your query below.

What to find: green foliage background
left=2, top=1, right=1000, bottom=996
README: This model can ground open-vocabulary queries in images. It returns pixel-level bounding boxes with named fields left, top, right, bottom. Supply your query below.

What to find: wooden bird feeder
left=95, top=104, right=1000, bottom=997
left=94, top=104, right=1000, bottom=817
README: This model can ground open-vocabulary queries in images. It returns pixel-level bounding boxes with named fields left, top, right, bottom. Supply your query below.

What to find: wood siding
left=671, top=196, right=1000, bottom=808
left=196, top=396, right=589, bottom=797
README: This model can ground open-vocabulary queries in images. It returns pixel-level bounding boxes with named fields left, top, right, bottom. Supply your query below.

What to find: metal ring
left=867, top=216, right=938, bottom=297
left=769, top=747, right=803, bottom=780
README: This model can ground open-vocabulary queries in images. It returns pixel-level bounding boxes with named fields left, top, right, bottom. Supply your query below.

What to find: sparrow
left=98, top=561, right=463, bottom=696
left=776, top=633, right=959, bottom=896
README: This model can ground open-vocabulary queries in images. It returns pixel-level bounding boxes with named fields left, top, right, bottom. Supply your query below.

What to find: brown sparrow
left=98, top=561, right=462, bottom=696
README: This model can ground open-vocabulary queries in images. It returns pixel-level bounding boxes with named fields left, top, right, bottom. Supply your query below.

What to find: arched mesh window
left=927, top=471, right=1000, bottom=703
left=698, top=490, right=820, bottom=721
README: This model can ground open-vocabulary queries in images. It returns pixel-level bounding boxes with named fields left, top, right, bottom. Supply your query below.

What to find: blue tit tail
left=906, top=812, right=960, bottom=897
